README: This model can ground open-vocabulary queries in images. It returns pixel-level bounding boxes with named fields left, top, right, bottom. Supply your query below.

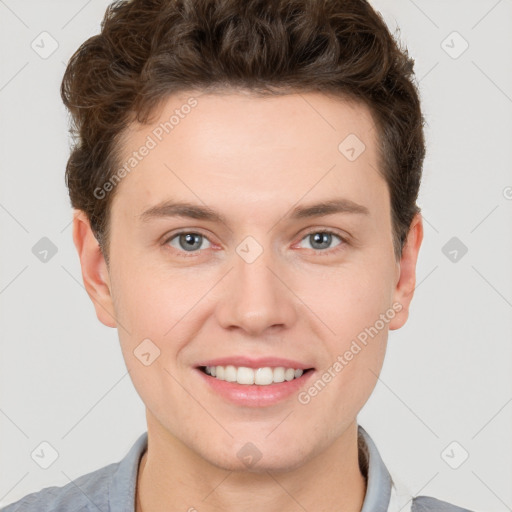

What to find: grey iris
left=179, top=233, right=203, bottom=251
left=310, top=232, right=332, bottom=250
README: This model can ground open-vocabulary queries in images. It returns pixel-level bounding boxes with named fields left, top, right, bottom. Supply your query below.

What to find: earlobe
left=72, top=210, right=117, bottom=328
left=388, top=212, right=424, bottom=331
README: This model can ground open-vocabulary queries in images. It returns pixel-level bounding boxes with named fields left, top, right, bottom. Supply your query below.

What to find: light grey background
left=1, top=0, right=511, bottom=510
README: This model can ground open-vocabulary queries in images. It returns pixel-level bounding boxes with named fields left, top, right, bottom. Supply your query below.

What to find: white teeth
left=224, top=365, right=237, bottom=382
left=284, top=368, right=295, bottom=381
left=254, top=367, right=273, bottom=385
left=273, top=367, right=285, bottom=383
left=237, top=366, right=255, bottom=385
left=203, top=365, right=307, bottom=385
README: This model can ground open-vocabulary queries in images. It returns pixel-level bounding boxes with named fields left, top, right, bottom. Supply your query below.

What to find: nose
left=215, top=243, right=298, bottom=336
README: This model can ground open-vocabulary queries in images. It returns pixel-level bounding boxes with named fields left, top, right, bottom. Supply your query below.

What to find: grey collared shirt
left=1, top=425, right=473, bottom=512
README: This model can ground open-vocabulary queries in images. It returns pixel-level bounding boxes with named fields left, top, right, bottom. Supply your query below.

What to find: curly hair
left=61, top=0, right=425, bottom=264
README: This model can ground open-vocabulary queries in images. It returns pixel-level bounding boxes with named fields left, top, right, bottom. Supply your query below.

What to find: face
left=75, top=91, right=422, bottom=472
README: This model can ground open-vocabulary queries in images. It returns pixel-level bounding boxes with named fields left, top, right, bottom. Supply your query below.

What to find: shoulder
left=0, top=460, right=119, bottom=512
left=412, top=495, right=476, bottom=512
left=2, top=431, right=147, bottom=512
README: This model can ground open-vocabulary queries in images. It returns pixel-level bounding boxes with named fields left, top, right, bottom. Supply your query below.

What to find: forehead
left=111, top=91, right=387, bottom=223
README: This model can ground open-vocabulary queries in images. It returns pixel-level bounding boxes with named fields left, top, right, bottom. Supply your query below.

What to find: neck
left=136, top=418, right=366, bottom=512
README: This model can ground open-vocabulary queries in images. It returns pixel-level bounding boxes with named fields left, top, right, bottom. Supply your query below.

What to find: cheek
left=308, top=257, right=395, bottom=342
left=304, top=255, right=393, bottom=404
left=110, top=252, right=203, bottom=334
left=109, top=256, right=217, bottom=388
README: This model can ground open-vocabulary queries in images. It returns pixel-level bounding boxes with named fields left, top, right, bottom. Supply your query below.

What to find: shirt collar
left=109, top=424, right=393, bottom=512
left=109, top=430, right=147, bottom=512
left=358, top=425, right=393, bottom=511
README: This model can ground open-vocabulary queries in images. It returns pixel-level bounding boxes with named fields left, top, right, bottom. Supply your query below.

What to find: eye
left=163, top=229, right=347, bottom=257
left=165, top=232, right=212, bottom=253
left=297, top=230, right=345, bottom=252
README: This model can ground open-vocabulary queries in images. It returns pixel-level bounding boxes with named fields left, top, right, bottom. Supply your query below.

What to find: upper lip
left=196, top=356, right=314, bottom=370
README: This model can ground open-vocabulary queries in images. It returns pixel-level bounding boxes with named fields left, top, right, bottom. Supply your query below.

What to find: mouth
left=194, top=358, right=317, bottom=407
left=197, top=365, right=315, bottom=386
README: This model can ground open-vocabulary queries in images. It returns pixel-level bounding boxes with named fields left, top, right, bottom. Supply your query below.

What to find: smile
left=200, top=365, right=313, bottom=385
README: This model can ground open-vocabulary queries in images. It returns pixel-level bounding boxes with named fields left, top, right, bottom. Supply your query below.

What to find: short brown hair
left=61, top=0, right=425, bottom=264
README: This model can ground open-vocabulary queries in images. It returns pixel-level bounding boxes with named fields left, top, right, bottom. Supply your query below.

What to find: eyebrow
left=139, top=198, right=370, bottom=224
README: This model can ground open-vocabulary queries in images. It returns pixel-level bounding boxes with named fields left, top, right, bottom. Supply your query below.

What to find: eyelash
left=162, top=229, right=348, bottom=258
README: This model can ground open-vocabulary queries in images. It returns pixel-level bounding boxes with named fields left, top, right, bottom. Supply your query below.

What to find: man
left=2, top=0, right=475, bottom=510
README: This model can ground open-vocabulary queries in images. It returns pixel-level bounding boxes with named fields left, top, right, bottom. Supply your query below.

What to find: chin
left=199, top=443, right=312, bottom=474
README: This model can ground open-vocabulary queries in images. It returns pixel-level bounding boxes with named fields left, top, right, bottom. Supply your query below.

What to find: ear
left=388, top=212, right=423, bottom=330
left=72, top=210, right=117, bottom=328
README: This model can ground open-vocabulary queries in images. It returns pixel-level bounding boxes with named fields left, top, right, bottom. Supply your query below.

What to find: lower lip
left=195, top=368, right=315, bottom=407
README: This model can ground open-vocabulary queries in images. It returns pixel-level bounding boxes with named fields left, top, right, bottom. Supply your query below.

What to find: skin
left=73, top=90, right=423, bottom=512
